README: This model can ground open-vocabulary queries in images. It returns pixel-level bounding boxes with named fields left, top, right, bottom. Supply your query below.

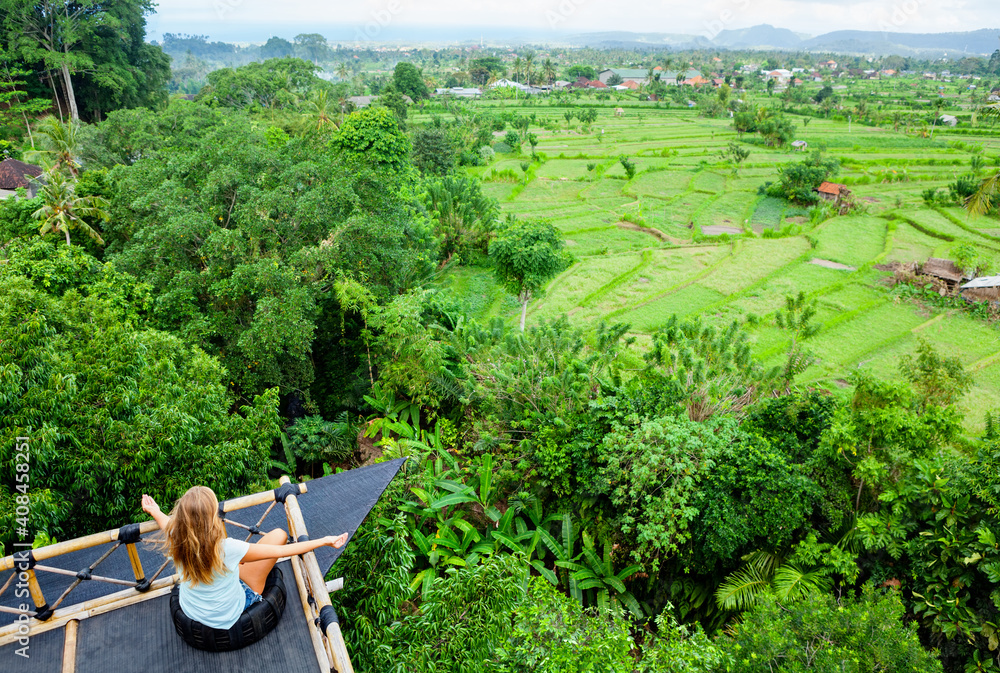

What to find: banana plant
left=408, top=518, right=494, bottom=599
left=363, top=382, right=421, bottom=442
left=555, top=529, right=644, bottom=617
left=398, top=447, right=499, bottom=599
left=490, top=496, right=558, bottom=585
left=537, top=513, right=582, bottom=602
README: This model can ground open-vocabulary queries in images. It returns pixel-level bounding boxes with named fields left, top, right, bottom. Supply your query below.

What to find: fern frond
left=773, top=563, right=832, bottom=602
left=716, top=564, right=772, bottom=611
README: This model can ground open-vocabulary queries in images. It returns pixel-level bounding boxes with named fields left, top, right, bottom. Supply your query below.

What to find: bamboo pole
left=0, top=576, right=175, bottom=646
left=25, top=569, right=46, bottom=613
left=125, top=543, right=145, bottom=584
left=279, top=476, right=355, bottom=673
left=61, top=619, right=78, bottom=673
left=0, top=522, right=159, bottom=571
left=290, top=552, right=331, bottom=673
left=0, top=484, right=307, bottom=572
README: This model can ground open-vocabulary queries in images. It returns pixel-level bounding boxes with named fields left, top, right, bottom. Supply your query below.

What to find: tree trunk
left=46, top=71, right=65, bottom=123
left=60, top=60, right=79, bottom=122
left=64, top=226, right=71, bottom=246
left=519, top=297, right=528, bottom=331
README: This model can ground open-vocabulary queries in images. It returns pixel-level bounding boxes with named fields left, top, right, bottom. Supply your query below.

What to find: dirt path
left=701, top=225, right=744, bottom=236
left=809, top=258, right=856, bottom=271
left=616, top=221, right=673, bottom=242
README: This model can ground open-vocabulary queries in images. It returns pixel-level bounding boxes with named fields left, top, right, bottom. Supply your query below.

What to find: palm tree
left=523, top=51, right=535, bottom=87
left=967, top=104, right=1000, bottom=216
left=33, top=169, right=109, bottom=246
left=298, top=89, right=340, bottom=133
left=512, top=57, right=522, bottom=83
left=543, top=58, right=556, bottom=85
left=336, top=62, right=349, bottom=79
left=24, top=116, right=81, bottom=176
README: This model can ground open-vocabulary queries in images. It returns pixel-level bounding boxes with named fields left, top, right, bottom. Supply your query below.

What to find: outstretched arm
left=142, top=494, right=171, bottom=530
left=241, top=533, right=349, bottom=563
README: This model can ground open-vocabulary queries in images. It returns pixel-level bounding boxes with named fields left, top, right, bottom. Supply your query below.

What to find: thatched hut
left=921, top=258, right=970, bottom=287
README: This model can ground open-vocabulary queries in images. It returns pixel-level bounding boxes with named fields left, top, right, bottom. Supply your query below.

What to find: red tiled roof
left=816, top=181, right=846, bottom=195
left=588, top=80, right=607, bottom=88
left=0, top=159, right=42, bottom=190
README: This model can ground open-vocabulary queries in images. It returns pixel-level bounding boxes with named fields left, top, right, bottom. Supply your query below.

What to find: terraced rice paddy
left=425, top=101, right=1000, bottom=433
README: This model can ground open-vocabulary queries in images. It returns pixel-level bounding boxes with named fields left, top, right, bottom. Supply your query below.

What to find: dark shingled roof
left=0, top=158, right=42, bottom=190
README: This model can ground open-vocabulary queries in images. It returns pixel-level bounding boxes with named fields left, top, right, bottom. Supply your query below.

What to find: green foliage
left=597, top=414, right=738, bottom=568
left=489, top=217, right=568, bottom=330
left=775, top=291, right=820, bottom=385
left=411, top=126, right=455, bottom=176
left=367, top=289, right=461, bottom=409
left=898, top=338, right=973, bottom=410
left=824, top=368, right=964, bottom=509
left=691, top=433, right=818, bottom=570
left=496, top=577, right=637, bottom=673
left=765, top=151, right=840, bottom=205
left=419, top=174, right=499, bottom=261
left=85, top=101, right=432, bottom=400
left=719, top=141, right=751, bottom=175
left=856, top=455, right=1000, bottom=663
left=0, top=275, right=279, bottom=543
left=644, top=316, right=778, bottom=422
left=2, top=0, right=169, bottom=122
left=200, top=57, right=321, bottom=109
left=618, top=155, right=637, bottom=179
left=719, top=589, right=943, bottom=672
left=332, top=105, right=413, bottom=174
left=393, top=62, right=430, bottom=101
left=285, top=413, right=354, bottom=464
left=33, top=168, right=109, bottom=246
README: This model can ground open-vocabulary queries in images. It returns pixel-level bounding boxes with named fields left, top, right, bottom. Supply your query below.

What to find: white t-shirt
left=178, top=538, right=251, bottom=629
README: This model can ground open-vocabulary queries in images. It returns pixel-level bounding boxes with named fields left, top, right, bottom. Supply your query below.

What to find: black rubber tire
left=170, top=565, right=287, bottom=651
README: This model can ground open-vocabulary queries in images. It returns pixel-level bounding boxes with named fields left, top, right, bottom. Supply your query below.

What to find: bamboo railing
left=0, top=481, right=322, bottom=657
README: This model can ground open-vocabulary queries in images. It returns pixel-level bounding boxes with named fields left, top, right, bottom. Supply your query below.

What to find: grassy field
left=420, top=99, right=1000, bottom=434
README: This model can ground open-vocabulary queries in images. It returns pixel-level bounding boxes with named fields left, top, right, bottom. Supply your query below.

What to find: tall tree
left=1, top=0, right=167, bottom=122
left=489, top=217, right=567, bottom=331
left=392, top=62, right=429, bottom=100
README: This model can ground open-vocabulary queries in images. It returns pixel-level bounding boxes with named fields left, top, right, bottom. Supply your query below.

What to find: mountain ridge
left=567, top=24, right=1000, bottom=57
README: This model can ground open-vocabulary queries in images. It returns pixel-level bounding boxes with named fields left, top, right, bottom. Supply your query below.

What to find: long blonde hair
left=164, top=486, right=227, bottom=586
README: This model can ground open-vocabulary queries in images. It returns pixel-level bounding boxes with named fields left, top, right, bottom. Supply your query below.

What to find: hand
left=327, top=533, right=349, bottom=549
left=141, top=494, right=161, bottom=517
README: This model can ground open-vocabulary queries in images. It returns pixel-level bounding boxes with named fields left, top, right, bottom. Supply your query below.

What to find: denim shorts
left=240, top=579, right=263, bottom=610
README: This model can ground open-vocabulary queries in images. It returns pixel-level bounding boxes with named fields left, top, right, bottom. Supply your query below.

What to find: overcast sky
left=147, top=0, right=999, bottom=43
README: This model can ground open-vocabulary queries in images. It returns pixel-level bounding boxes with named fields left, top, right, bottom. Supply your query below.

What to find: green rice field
left=426, top=101, right=1000, bottom=433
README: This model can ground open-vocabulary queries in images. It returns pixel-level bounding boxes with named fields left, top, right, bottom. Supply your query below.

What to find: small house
left=815, top=181, right=849, bottom=201
left=961, top=275, right=1000, bottom=302
left=791, top=140, right=808, bottom=151
left=0, top=158, right=42, bottom=198
left=938, top=115, right=958, bottom=127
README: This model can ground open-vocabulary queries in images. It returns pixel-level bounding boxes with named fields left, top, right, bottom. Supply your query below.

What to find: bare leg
left=239, top=528, right=287, bottom=594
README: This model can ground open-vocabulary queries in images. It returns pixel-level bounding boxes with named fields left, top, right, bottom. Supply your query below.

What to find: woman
left=142, top=486, right=347, bottom=630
